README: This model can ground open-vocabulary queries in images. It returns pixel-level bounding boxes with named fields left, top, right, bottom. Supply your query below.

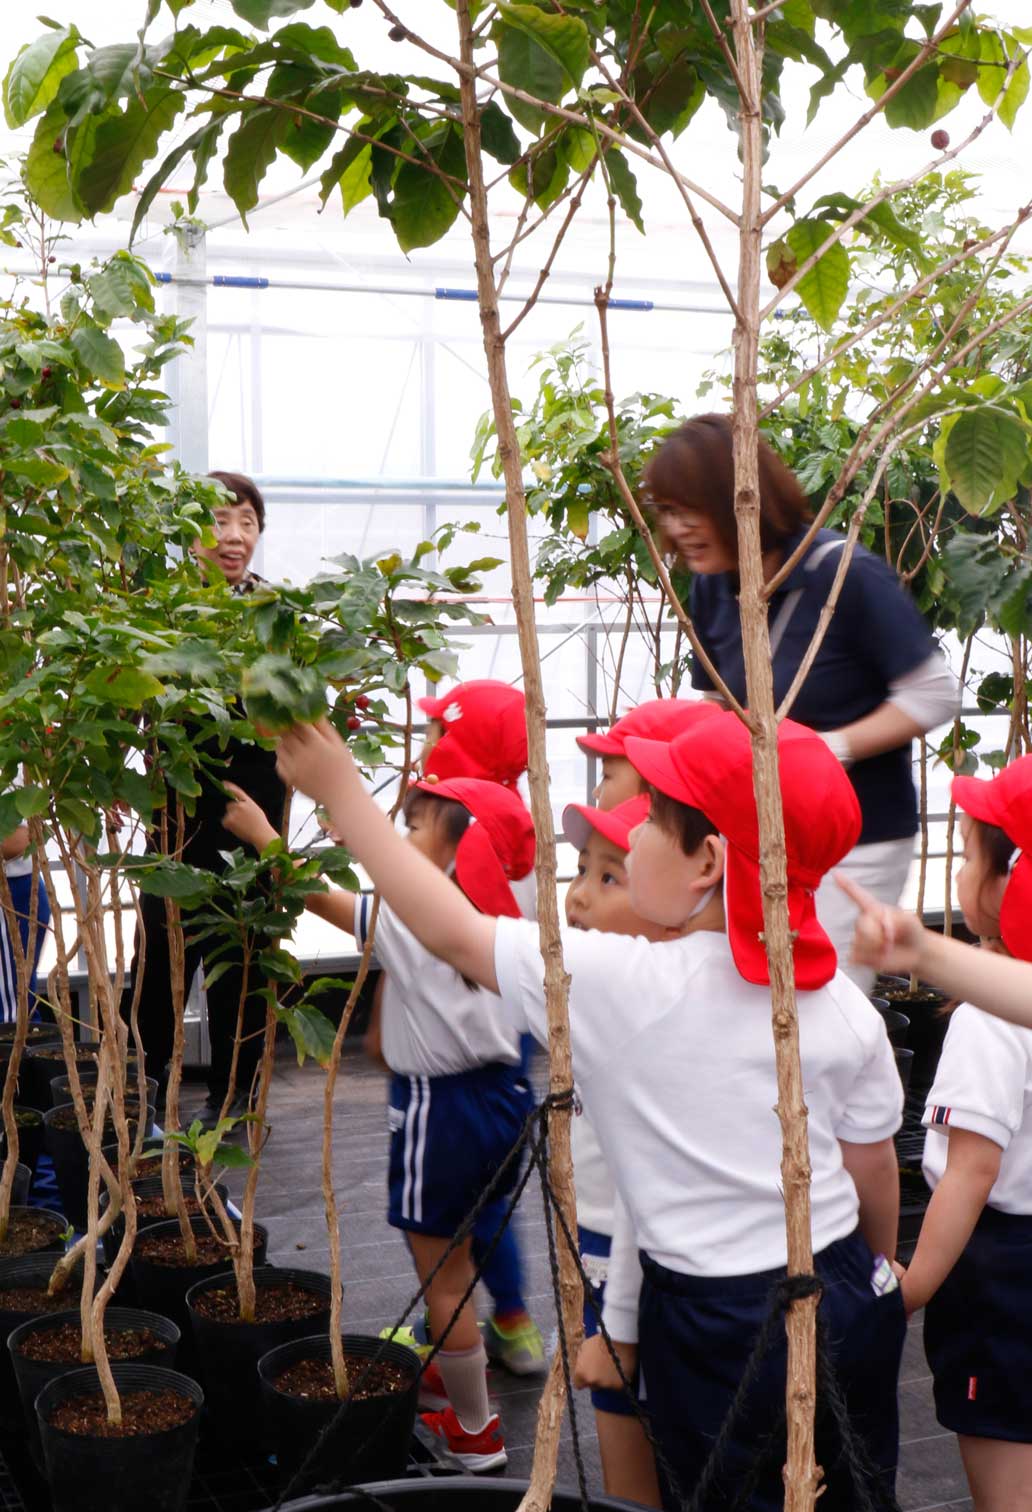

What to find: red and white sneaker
left=417, top=1358, right=450, bottom=1412
left=420, top=1406, right=508, bottom=1473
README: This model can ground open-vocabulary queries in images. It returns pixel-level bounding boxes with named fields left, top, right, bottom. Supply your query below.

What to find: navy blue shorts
left=387, top=1062, right=532, bottom=1237
left=925, top=1205, right=1032, bottom=1442
left=579, top=1224, right=639, bottom=1418
left=638, top=1229, right=906, bottom=1512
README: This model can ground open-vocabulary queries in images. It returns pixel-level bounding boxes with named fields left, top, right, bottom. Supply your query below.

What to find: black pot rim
left=35, top=1362, right=203, bottom=1439
left=131, top=1215, right=267, bottom=1267
left=0, top=1205, right=67, bottom=1237
left=10, top=1306, right=181, bottom=1360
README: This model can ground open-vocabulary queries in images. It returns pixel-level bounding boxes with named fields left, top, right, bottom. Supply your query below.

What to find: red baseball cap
left=562, top=795, right=651, bottom=855
left=624, top=712, right=862, bottom=989
left=419, top=680, right=527, bottom=789
left=953, top=758, right=1032, bottom=961
left=411, top=776, right=535, bottom=919
left=577, top=698, right=719, bottom=757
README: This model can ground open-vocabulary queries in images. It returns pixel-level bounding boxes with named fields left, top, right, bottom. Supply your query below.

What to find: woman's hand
left=573, top=1332, right=636, bottom=1392
left=222, top=782, right=279, bottom=850
left=276, top=719, right=355, bottom=810
left=835, top=873, right=929, bottom=975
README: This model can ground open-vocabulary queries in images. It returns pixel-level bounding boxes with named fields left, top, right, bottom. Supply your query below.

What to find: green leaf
left=75, top=86, right=185, bottom=215
left=4, top=26, right=79, bottom=128
left=241, top=653, right=326, bottom=733
left=84, top=664, right=166, bottom=707
left=229, top=0, right=317, bottom=28
left=137, top=860, right=215, bottom=902
left=480, top=100, right=521, bottom=165
left=223, top=106, right=283, bottom=224
left=278, top=999, right=337, bottom=1067
left=130, top=120, right=222, bottom=244
left=785, top=219, right=849, bottom=331
left=494, top=3, right=589, bottom=134
left=390, top=123, right=467, bottom=252
left=24, top=103, right=95, bottom=223
left=319, top=135, right=372, bottom=215
left=14, top=786, right=49, bottom=819
left=71, top=325, right=126, bottom=389
left=89, top=256, right=154, bottom=318
left=883, top=64, right=939, bottom=130
left=943, top=406, right=1031, bottom=514
left=606, top=149, right=644, bottom=234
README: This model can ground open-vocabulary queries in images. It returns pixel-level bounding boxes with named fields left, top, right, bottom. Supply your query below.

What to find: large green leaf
left=84, top=664, right=166, bottom=706
left=241, top=653, right=326, bottom=733
left=319, top=135, right=373, bottom=215
left=390, top=123, right=467, bottom=252
left=223, top=106, right=284, bottom=223
left=24, top=103, right=97, bottom=223
left=3, top=26, right=79, bottom=128
left=943, top=406, right=1031, bottom=514
left=229, top=0, right=317, bottom=28
left=129, top=120, right=223, bottom=244
left=883, top=63, right=939, bottom=129
left=480, top=100, right=522, bottom=165
left=606, top=149, right=644, bottom=234
left=784, top=219, right=849, bottom=331
left=494, top=3, right=589, bottom=135
left=71, top=325, right=126, bottom=389
left=75, top=86, right=185, bottom=215
left=277, top=999, right=337, bottom=1067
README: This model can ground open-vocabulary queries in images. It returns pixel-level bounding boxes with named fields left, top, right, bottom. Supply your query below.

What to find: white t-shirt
left=494, top=921, right=902, bottom=1293
left=922, top=1002, right=1032, bottom=1214
left=356, top=896, right=521, bottom=1078
left=572, top=1108, right=615, bottom=1236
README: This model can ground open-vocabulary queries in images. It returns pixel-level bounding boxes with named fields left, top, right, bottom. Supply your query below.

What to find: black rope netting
left=274, top=1091, right=904, bottom=1512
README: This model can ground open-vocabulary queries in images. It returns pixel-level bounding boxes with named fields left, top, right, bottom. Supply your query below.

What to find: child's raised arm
left=837, top=873, right=1032, bottom=1033
left=276, top=721, right=499, bottom=992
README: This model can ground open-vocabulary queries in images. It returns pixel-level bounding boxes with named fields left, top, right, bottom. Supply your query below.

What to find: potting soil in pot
left=0, top=1209, right=66, bottom=1257
left=274, top=1354, right=412, bottom=1401
left=0, top=1284, right=71, bottom=1313
left=135, top=1230, right=239, bottom=1267
left=46, top=1389, right=195, bottom=1437
left=190, top=1281, right=327, bottom=1326
left=17, top=1323, right=165, bottom=1362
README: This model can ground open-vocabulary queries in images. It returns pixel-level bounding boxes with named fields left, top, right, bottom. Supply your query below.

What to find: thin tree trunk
left=236, top=973, right=270, bottom=1325
left=730, top=7, right=819, bottom=1509
left=160, top=800, right=196, bottom=1260
left=455, top=6, right=581, bottom=1505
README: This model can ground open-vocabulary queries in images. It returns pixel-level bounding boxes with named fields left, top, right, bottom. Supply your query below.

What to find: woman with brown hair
left=646, top=413, right=957, bottom=990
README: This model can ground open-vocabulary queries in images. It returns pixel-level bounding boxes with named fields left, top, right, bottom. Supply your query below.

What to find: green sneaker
left=379, top=1324, right=431, bottom=1361
left=482, top=1313, right=547, bottom=1377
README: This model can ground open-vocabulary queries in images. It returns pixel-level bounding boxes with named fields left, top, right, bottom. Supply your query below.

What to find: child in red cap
left=577, top=698, right=719, bottom=809
left=223, top=776, right=536, bottom=1471
left=276, top=710, right=906, bottom=1510
left=863, top=755, right=1032, bottom=1507
left=563, top=794, right=663, bottom=1508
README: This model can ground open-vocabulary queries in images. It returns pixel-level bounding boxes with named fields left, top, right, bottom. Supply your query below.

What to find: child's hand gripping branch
left=276, top=721, right=498, bottom=990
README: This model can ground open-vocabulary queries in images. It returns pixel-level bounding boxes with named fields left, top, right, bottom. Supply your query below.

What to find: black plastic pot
left=1, top=1028, right=61, bottom=1104
left=870, top=998, right=910, bottom=1048
left=0, top=1253, right=87, bottom=1436
left=129, top=1216, right=268, bottom=1339
left=0, top=1204, right=66, bottom=1259
left=49, top=1067, right=150, bottom=1109
left=5, top=1104, right=45, bottom=1178
left=277, top=1483, right=639, bottom=1512
left=8, top=1161, right=30, bottom=1205
left=187, top=1266, right=331, bottom=1454
left=895, top=1047, right=915, bottom=1093
left=259, top=1332, right=420, bottom=1493
left=876, top=974, right=948, bottom=1091
left=36, top=1362, right=203, bottom=1512
left=44, top=1100, right=155, bottom=1232
left=10, top=1305, right=180, bottom=1467
left=100, top=1176, right=229, bottom=1268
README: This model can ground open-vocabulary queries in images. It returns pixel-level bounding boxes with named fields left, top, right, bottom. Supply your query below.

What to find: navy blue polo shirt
left=690, top=527, right=936, bottom=844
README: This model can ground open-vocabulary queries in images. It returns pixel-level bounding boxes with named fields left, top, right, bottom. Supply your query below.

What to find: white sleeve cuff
left=887, top=652, right=960, bottom=730
left=922, top=1105, right=1011, bottom=1151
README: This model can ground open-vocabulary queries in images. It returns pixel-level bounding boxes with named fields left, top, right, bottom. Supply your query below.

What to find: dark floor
left=190, top=1044, right=971, bottom=1510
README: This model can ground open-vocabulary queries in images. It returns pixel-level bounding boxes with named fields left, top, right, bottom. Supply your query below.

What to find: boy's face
left=627, top=812, right=724, bottom=929
left=193, top=500, right=260, bottom=586
left=417, top=718, right=446, bottom=775
left=593, top=755, right=645, bottom=811
left=566, top=831, right=668, bottom=940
